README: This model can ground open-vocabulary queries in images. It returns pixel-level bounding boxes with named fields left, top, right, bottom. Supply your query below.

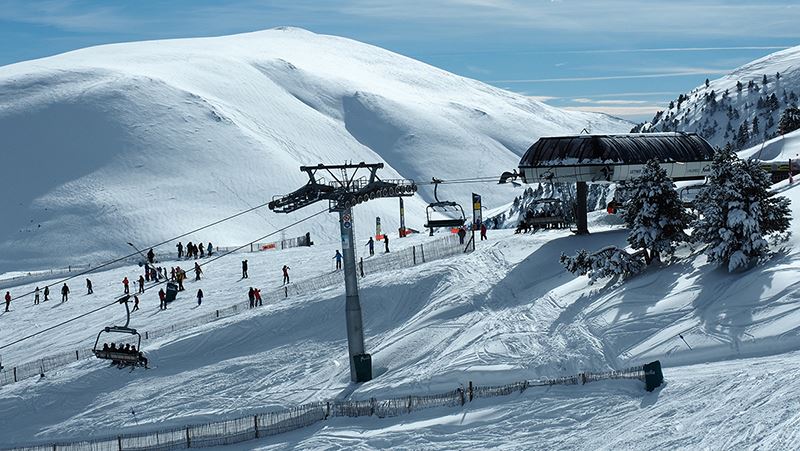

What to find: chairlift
left=517, top=197, right=574, bottom=233
left=424, top=178, right=466, bottom=236
left=92, top=295, right=147, bottom=368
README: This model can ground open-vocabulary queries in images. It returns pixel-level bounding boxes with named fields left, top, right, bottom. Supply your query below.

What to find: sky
left=0, top=0, right=799, bottom=122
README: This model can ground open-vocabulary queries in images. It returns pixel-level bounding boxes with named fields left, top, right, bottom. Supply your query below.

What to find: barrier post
left=254, top=415, right=259, bottom=438
left=186, top=426, right=191, bottom=448
left=76, top=350, right=80, bottom=361
left=468, top=381, right=473, bottom=401
left=412, top=247, right=416, bottom=265
left=117, top=435, right=122, bottom=450
left=420, top=245, right=425, bottom=262
left=13, top=366, right=16, bottom=382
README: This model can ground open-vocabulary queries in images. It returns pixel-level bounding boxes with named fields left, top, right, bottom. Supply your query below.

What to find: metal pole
left=339, top=208, right=368, bottom=382
left=399, top=197, right=406, bottom=237
left=575, top=181, right=589, bottom=235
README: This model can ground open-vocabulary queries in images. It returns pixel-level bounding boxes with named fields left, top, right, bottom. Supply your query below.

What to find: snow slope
left=0, top=27, right=629, bottom=273
left=633, top=45, right=800, bottom=150
left=739, top=128, right=800, bottom=163
left=1, top=176, right=798, bottom=448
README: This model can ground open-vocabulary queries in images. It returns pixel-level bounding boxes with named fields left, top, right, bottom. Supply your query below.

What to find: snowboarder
left=248, top=287, right=255, bottom=308
left=282, top=265, right=290, bottom=285
left=34, top=287, right=40, bottom=305
left=176, top=242, right=184, bottom=259
left=147, top=248, right=155, bottom=264
left=365, top=237, right=375, bottom=256
left=4, top=291, right=10, bottom=312
left=384, top=234, right=390, bottom=253
left=138, top=275, right=145, bottom=294
left=457, top=226, right=467, bottom=245
left=196, top=289, right=203, bottom=306
left=255, top=288, right=262, bottom=306
left=207, top=242, right=213, bottom=256
left=194, top=262, right=202, bottom=281
left=123, top=277, right=130, bottom=294
left=158, top=288, right=167, bottom=310
left=132, top=295, right=140, bottom=312
left=43, top=286, right=49, bottom=301
left=480, top=223, right=487, bottom=241
left=61, top=283, right=69, bottom=302
left=86, top=278, right=93, bottom=295
left=198, top=243, right=204, bottom=258
left=333, top=250, right=343, bottom=270
left=242, top=260, right=249, bottom=279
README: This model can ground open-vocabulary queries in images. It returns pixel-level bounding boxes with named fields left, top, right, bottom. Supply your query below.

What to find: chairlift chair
left=424, top=178, right=466, bottom=236
left=524, top=198, right=573, bottom=231
left=92, top=296, right=147, bottom=367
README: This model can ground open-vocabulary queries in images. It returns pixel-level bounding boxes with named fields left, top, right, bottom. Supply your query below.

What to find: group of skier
left=176, top=241, right=213, bottom=260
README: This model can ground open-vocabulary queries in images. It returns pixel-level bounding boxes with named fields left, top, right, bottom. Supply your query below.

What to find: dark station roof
left=519, top=133, right=715, bottom=167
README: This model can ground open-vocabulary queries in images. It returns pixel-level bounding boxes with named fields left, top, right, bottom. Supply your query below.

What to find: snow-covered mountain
left=0, top=27, right=629, bottom=273
left=632, top=45, right=800, bottom=149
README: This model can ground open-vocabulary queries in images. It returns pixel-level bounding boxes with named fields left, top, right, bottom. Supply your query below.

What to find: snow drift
left=0, top=27, right=629, bottom=273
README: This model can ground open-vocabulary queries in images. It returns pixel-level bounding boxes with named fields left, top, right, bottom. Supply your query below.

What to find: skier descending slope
left=282, top=265, right=290, bottom=285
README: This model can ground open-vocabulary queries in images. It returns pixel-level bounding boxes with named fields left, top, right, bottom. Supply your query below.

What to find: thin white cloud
left=489, top=69, right=733, bottom=83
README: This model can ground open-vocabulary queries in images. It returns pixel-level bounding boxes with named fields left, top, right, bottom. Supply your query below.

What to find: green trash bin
left=165, top=282, right=179, bottom=303
left=353, top=353, right=372, bottom=383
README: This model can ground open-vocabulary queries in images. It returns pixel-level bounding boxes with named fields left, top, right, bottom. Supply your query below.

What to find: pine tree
left=692, top=149, right=792, bottom=272
left=620, top=160, right=692, bottom=264
left=737, top=81, right=743, bottom=92
left=752, top=116, right=759, bottom=136
left=705, top=78, right=710, bottom=88
left=779, top=107, right=800, bottom=135
left=737, top=121, right=750, bottom=146
left=763, top=74, right=768, bottom=86
left=776, top=72, right=781, bottom=80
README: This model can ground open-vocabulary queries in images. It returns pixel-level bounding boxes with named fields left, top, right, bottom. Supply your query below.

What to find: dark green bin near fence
left=643, top=360, right=663, bottom=391
left=165, top=281, right=179, bottom=303
left=353, top=353, right=372, bottom=382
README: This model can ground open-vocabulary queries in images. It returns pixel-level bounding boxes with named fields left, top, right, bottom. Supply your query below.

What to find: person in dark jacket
left=159, top=288, right=167, bottom=310
left=457, top=226, right=467, bottom=244
left=44, top=286, right=50, bottom=301
left=333, top=250, right=343, bottom=270
left=61, top=283, right=70, bottom=302
left=194, top=262, right=202, bottom=281
left=86, top=278, right=93, bottom=295
left=282, top=265, right=290, bottom=285
left=207, top=242, right=213, bottom=256
left=132, top=295, right=140, bottom=312
left=198, top=243, right=205, bottom=258
left=384, top=235, right=390, bottom=253
left=196, top=289, right=204, bottom=306
left=176, top=242, right=184, bottom=258
left=480, top=223, right=487, bottom=241
left=248, top=287, right=255, bottom=308
left=147, top=248, right=155, bottom=264
left=242, top=260, right=249, bottom=279
left=365, top=238, right=375, bottom=256
left=138, top=275, right=145, bottom=294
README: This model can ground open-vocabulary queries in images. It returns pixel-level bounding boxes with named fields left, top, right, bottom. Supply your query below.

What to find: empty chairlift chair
left=424, top=178, right=466, bottom=236
left=92, top=295, right=148, bottom=368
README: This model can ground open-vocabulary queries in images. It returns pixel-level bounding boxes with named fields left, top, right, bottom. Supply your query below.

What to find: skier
left=248, top=287, right=255, bottom=309
left=176, top=267, right=185, bottom=291
left=186, top=242, right=193, bottom=260
left=132, top=295, right=140, bottom=312
left=242, top=260, right=249, bottom=279
left=123, top=277, right=130, bottom=294
left=207, top=242, right=213, bottom=257
left=282, top=265, right=290, bottom=285
left=34, top=287, right=40, bottom=305
left=384, top=234, right=390, bottom=253
left=138, top=275, right=145, bottom=294
left=198, top=243, right=205, bottom=258
left=255, top=288, right=262, bottom=306
left=194, top=262, right=202, bottom=281
left=196, top=289, right=203, bottom=306
left=158, top=288, right=167, bottom=310
left=170, top=267, right=176, bottom=281
left=86, top=278, right=93, bottom=294
left=457, top=226, right=467, bottom=245
left=43, top=286, right=50, bottom=301
left=333, top=250, right=343, bottom=270
left=144, top=263, right=151, bottom=282
left=176, top=242, right=184, bottom=259
left=480, top=223, right=487, bottom=241
left=61, top=283, right=69, bottom=302
left=147, top=248, right=155, bottom=264
left=365, top=237, right=375, bottom=256
left=4, top=291, right=10, bottom=312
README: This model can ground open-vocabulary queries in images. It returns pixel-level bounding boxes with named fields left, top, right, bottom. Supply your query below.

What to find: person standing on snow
left=333, top=250, right=343, bottom=270
left=147, top=248, right=155, bottom=264
left=384, top=234, right=390, bottom=253
left=198, top=243, right=205, bottom=258
left=248, top=287, right=255, bottom=309
left=207, top=242, right=213, bottom=256
left=194, top=262, right=203, bottom=281
left=34, top=287, right=40, bottom=305
left=86, top=278, right=93, bottom=295
left=480, top=223, right=487, bottom=241
left=282, top=265, right=290, bottom=285
left=196, top=289, right=204, bottom=306
left=365, top=237, right=375, bottom=256
left=176, top=242, right=184, bottom=259
left=43, top=286, right=50, bottom=301
left=242, top=260, right=249, bottom=279
left=132, top=295, right=140, bottom=312
left=138, top=275, right=145, bottom=294
left=255, top=288, right=262, bottom=306
left=61, top=283, right=69, bottom=302
left=4, top=291, right=10, bottom=312
left=123, top=277, right=130, bottom=294
left=457, top=226, right=467, bottom=245
left=159, top=288, right=167, bottom=310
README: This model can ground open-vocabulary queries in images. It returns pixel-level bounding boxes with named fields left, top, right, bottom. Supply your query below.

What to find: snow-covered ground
left=1, top=175, right=798, bottom=448
left=0, top=27, right=630, bottom=274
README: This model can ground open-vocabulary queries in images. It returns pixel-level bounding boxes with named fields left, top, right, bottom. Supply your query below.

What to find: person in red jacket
left=158, top=288, right=167, bottom=310
left=123, top=277, right=130, bottom=294
left=4, top=291, right=10, bottom=312
left=480, top=223, right=488, bottom=241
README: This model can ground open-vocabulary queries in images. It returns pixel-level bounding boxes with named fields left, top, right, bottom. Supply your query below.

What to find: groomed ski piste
left=0, top=175, right=799, bottom=449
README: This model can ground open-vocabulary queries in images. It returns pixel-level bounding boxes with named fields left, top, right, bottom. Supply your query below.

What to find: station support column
left=576, top=181, right=589, bottom=235
left=339, top=208, right=369, bottom=382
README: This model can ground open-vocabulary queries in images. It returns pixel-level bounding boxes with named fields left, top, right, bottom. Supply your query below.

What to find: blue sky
left=1, top=1, right=799, bottom=121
